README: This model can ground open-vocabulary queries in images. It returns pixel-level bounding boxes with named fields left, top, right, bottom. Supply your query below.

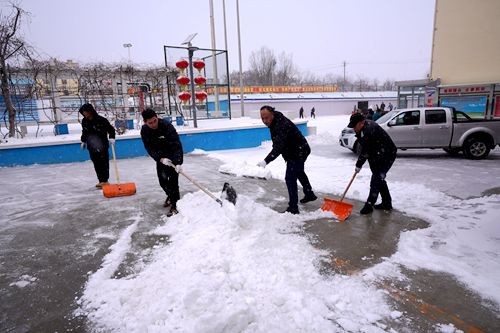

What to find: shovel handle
left=167, top=161, right=223, bottom=206
left=339, top=170, right=358, bottom=202
left=111, top=143, right=120, bottom=184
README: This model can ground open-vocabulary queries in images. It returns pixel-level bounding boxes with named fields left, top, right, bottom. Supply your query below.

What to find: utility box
left=54, top=124, right=69, bottom=135
left=176, top=116, right=184, bottom=126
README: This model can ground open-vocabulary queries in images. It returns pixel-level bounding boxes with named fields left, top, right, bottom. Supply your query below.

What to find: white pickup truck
left=339, top=107, right=500, bottom=159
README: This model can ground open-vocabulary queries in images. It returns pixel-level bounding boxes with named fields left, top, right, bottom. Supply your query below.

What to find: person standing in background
left=80, top=103, right=115, bottom=188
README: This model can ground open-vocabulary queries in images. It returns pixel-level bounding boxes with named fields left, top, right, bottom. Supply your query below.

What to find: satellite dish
left=181, top=33, right=198, bottom=46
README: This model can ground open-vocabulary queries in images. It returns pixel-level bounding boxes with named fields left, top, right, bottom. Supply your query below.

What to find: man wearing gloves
left=258, top=105, right=316, bottom=214
left=141, top=109, right=183, bottom=216
left=347, top=113, right=397, bottom=215
left=79, top=103, right=116, bottom=188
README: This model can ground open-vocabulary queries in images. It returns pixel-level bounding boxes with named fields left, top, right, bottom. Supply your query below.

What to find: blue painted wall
left=0, top=123, right=309, bottom=167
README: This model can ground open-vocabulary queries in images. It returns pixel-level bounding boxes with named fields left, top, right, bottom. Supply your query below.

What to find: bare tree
left=0, top=3, right=31, bottom=137
left=275, top=51, right=297, bottom=86
left=248, top=46, right=277, bottom=86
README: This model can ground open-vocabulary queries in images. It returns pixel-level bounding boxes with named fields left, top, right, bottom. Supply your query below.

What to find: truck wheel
left=443, top=148, right=461, bottom=156
left=463, top=137, right=490, bottom=159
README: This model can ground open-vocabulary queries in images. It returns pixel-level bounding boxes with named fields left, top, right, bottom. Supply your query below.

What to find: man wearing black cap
left=258, top=105, right=317, bottom=214
left=347, top=112, right=397, bottom=214
left=79, top=103, right=116, bottom=188
left=141, top=109, right=183, bottom=216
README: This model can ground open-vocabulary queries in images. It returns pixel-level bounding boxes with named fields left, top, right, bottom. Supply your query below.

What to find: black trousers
left=367, top=161, right=394, bottom=205
left=156, top=162, right=180, bottom=205
left=89, top=149, right=109, bottom=183
left=285, top=159, right=313, bottom=210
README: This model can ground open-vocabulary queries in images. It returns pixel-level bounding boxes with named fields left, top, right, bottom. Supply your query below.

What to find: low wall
left=0, top=122, right=309, bottom=167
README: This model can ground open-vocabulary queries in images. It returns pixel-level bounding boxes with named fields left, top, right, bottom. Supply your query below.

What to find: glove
left=160, top=158, right=172, bottom=166
left=257, top=160, right=267, bottom=168
left=81, top=142, right=86, bottom=150
left=355, top=166, right=361, bottom=173
left=109, top=138, right=115, bottom=145
left=175, top=164, right=183, bottom=173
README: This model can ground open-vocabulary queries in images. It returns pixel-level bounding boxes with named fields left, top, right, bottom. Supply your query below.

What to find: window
left=425, top=109, right=446, bottom=124
left=395, top=111, right=420, bottom=125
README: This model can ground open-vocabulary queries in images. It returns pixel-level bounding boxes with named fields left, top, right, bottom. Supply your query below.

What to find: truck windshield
left=376, top=110, right=397, bottom=124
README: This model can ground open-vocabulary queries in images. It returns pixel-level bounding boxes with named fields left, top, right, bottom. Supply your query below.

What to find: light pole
left=123, top=43, right=132, bottom=64
left=236, top=0, right=245, bottom=116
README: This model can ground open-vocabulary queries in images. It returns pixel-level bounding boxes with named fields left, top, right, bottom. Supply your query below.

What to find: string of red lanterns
left=175, top=58, right=207, bottom=105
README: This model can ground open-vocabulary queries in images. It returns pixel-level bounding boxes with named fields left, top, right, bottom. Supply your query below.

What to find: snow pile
left=77, top=193, right=390, bottom=332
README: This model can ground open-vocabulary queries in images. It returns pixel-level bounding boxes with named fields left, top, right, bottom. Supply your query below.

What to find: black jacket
left=264, top=111, right=310, bottom=164
left=356, top=120, right=397, bottom=171
left=80, top=109, right=115, bottom=153
left=141, top=119, right=183, bottom=165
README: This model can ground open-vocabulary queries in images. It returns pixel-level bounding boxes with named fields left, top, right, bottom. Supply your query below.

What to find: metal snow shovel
left=321, top=170, right=358, bottom=221
left=167, top=161, right=237, bottom=206
left=102, top=143, right=137, bottom=198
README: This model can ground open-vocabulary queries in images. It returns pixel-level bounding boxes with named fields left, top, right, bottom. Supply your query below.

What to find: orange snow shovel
left=321, top=170, right=358, bottom=221
left=102, top=143, right=136, bottom=198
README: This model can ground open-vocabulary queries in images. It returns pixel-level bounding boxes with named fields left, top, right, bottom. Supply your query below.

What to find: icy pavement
left=1, top=115, right=500, bottom=332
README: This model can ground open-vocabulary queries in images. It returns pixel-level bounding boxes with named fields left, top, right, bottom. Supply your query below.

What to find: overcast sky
left=4, top=0, right=436, bottom=82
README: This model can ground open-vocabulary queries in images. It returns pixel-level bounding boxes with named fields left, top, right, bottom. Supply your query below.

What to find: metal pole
left=209, top=0, right=220, bottom=116
left=222, top=0, right=228, bottom=51
left=188, top=47, right=198, bottom=128
left=236, top=0, right=244, bottom=116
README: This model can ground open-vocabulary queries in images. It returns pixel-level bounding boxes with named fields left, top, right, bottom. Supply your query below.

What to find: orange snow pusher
left=102, top=143, right=136, bottom=198
left=321, top=171, right=358, bottom=221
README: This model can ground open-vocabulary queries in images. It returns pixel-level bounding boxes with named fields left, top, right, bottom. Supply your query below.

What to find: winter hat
left=142, top=108, right=157, bottom=120
left=347, top=113, right=365, bottom=128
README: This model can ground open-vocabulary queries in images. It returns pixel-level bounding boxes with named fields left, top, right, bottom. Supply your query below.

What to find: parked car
left=339, top=107, right=500, bottom=159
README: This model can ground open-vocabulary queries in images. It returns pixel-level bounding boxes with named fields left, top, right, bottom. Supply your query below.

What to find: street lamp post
left=123, top=43, right=132, bottom=64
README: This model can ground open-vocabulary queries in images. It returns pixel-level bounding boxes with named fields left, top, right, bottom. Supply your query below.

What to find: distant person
left=380, top=101, right=386, bottom=111
left=299, top=106, right=304, bottom=118
left=310, top=106, right=316, bottom=119
left=79, top=103, right=115, bottom=188
left=372, top=108, right=382, bottom=121
left=257, top=105, right=317, bottom=214
left=388, top=102, right=393, bottom=111
left=141, top=108, right=184, bottom=217
left=347, top=113, right=397, bottom=215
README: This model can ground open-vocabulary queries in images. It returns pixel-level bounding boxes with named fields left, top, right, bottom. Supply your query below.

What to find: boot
left=300, top=192, right=317, bottom=204
left=374, top=202, right=392, bottom=210
left=163, top=197, right=172, bottom=208
left=360, top=202, right=373, bottom=215
left=95, top=182, right=109, bottom=188
left=280, top=207, right=299, bottom=215
left=166, top=205, right=178, bottom=217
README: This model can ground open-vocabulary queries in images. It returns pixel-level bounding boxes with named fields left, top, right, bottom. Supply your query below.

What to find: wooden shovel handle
left=111, top=143, right=120, bottom=184
left=167, top=161, right=223, bottom=206
left=339, top=171, right=358, bottom=202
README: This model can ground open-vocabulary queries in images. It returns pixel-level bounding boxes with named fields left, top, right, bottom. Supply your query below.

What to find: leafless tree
left=0, top=3, right=32, bottom=137
left=275, top=51, right=297, bottom=86
left=248, top=46, right=277, bottom=86
left=382, top=79, right=395, bottom=91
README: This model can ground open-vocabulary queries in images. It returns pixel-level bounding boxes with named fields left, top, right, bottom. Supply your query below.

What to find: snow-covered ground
left=2, top=115, right=499, bottom=332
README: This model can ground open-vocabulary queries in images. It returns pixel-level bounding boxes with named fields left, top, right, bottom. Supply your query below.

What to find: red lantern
left=193, top=59, right=205, bottom=73
left=194, top=75, right=206, bottom=88
left=176, top=75, right=190, bottom=90
left=178, top=91, right=191, bottom=104
left=175, top=59, right=189, bottom=74
left=195, top=90, right=208, bottom=103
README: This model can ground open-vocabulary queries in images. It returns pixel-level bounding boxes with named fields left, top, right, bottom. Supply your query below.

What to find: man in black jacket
left=348, top=113, right=397, bottom=214
left=258, top=105, right=317, bottom=214
left=141, top=109, right=183, bottom=216
left=80, top=103, right=116, bottom=188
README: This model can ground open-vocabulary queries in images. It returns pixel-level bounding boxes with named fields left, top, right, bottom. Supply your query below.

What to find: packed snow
left=73, top=115, right=500, bottom=332
left=4, top=114, right=499, bottom=331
